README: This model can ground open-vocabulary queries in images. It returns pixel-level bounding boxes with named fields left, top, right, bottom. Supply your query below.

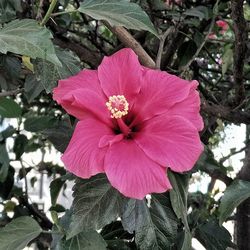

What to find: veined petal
left=69, top=89, right=112, bottom=126
left=104, top=140, right=171, bottom=200
left=98, top=48, right=142, bottom=102
left=62, top=118, right=113, bottom=179
left=53, top=69, right=106, bottom=120
left=134, top=115, right=203, bottom=172
left=131, top=69, right=192, bottom=125
left=166, top=81, right=204, bottom=131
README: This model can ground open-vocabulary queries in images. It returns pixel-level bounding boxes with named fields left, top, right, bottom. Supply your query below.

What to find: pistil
left=106, top=95, right=131, bottom=136
left=117, top=118, right=131, bottom=136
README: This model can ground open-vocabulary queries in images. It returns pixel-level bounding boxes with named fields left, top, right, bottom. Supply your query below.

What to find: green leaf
left=219, top=180, right=250, bottom=225
left=24, top=116, right=58, bottom=132
left=50, top=204, right=66, bottom=213
left=168, top=171, right=191, bottom=249
left=177, top=41, right=197, bottom=68
left=0, top=55, right=21, bottom=91
left=122, top=193, right=178, bottom=249
left=0, top=125, right=15, bottom=141
left=35, top=48, right=81, bottom=93
left=222, top=44, right=233, bottom=75
left=13, top=134, right=28, bottom=159
left=78, top=0, right=158, bottom=37
left=0, top=166, right=14, bottom=199
left=0, top=143, right=10, bottom=182
left=42, top=120, right=73, bottom=153
left=0, top=216, right=42, bottom=250
left=195, top=220, right=234, bottom=250
left=0, top=0, right=22, bottom=24
left=0, top=97, right=21, bottom=118
left=0, top=19, right=61, bottom=66
left=24, top=74, right=44, bottom=103
left=184, top=6, right=211, bottom=20
left=180, top=231, right=192, bottom=250
left=50, top=178, right=66, bottom=206
left=68, top=174, right=125, bottom=239
left=168, top=171, right=189, bottom=228
left=55, top=231, right=107, bottom=250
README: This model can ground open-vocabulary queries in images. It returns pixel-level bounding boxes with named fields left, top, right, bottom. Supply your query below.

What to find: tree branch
left=36, top=0, right=45, bottom=21
left=236, top=136, right=250, bottom=249
left=103, top=22, right=156, bottom=68
left=0, top=88, right=23, bottom=97
left=54, top=37, right=102, bottom=68
left=180, top=12, right=216, bottom=75
left=201, top=97, right=250, bottom=124
left=205, top=169, right=233, bottom=186
left=18, top=196, right=53, bottom=229
left=156, top=27, right=174, bottom=69
left=231, top=0, right=247, bottom=105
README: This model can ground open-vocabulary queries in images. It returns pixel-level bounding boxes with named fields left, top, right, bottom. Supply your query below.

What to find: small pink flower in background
left=208, top=32, right=216, bottom=39
left=216, top=20, right=229, bottom=34
left=53, top=48, right=204, bottom=199
left=208, top=20, right=228, bottom=39
left=218, top=58, right=223, bottom=65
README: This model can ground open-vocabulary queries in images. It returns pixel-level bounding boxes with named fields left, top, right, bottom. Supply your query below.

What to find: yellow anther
left=106, top=95, right=129, bottom=119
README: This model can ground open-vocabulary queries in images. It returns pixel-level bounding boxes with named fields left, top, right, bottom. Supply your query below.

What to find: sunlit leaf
left=0, top=19, right=61, bottom=66
left=78, top=0, right=158, bottom=37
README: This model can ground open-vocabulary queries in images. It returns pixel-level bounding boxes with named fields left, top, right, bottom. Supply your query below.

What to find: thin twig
left=0, top=88, right=23, bottom=97
left=40, top=0, right=58, bottom=26
left=220, top=146, right=247, bottom=164
left=36, top=0, right=45, bottom=21
left=180, top=12, right=216, bottom=76
left=20, top=160, right=28, bottom=198
left=156, top=27, right=174, bottom=69
left=103, top=21, right=156, bottom=68
left=51, top=10, right=78, bottom=17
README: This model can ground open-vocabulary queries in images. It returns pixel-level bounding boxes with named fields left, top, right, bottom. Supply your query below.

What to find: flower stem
left=40, top=0, right=58, bottom=26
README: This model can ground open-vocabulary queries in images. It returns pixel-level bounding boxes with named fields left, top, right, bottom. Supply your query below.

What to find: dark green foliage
left=0, top=216, right=42, bottom=250
left=0, top=0, right=248, bottom=249
left=0, top=97, right=22, bottom=118
left=195, top=220, right=235, bottom=250
left=68, top=174, right=126, bottom=238
left=122, top=194, right=178, bottom=249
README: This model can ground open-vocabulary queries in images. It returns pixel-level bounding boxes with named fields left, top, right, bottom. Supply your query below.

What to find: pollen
left=106, top=95, right=129, bottom=119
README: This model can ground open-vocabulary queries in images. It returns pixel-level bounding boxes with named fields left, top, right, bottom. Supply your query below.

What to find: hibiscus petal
left=53, top=69, right=106, bottom=120
left=134, top=115, right=204, bottom=172
left=166, top=81, right=204, bottom=131
left=104, top=140, right=171, bottom=199
left=69, top=89, right=112, bottom=126
left=131, top=69, right=193, bottom=125
left=98, top=48, right=142, bottom=102
left=62, top=118, right=113, bottom=178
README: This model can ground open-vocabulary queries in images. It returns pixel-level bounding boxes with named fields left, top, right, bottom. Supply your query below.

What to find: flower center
left=106, top=95, right=129, bottom=119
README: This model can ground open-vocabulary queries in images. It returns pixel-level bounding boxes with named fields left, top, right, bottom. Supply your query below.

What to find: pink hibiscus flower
left=53, top=48, right=204, bottom=200
left=216, top=20, right=229, bottom=34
